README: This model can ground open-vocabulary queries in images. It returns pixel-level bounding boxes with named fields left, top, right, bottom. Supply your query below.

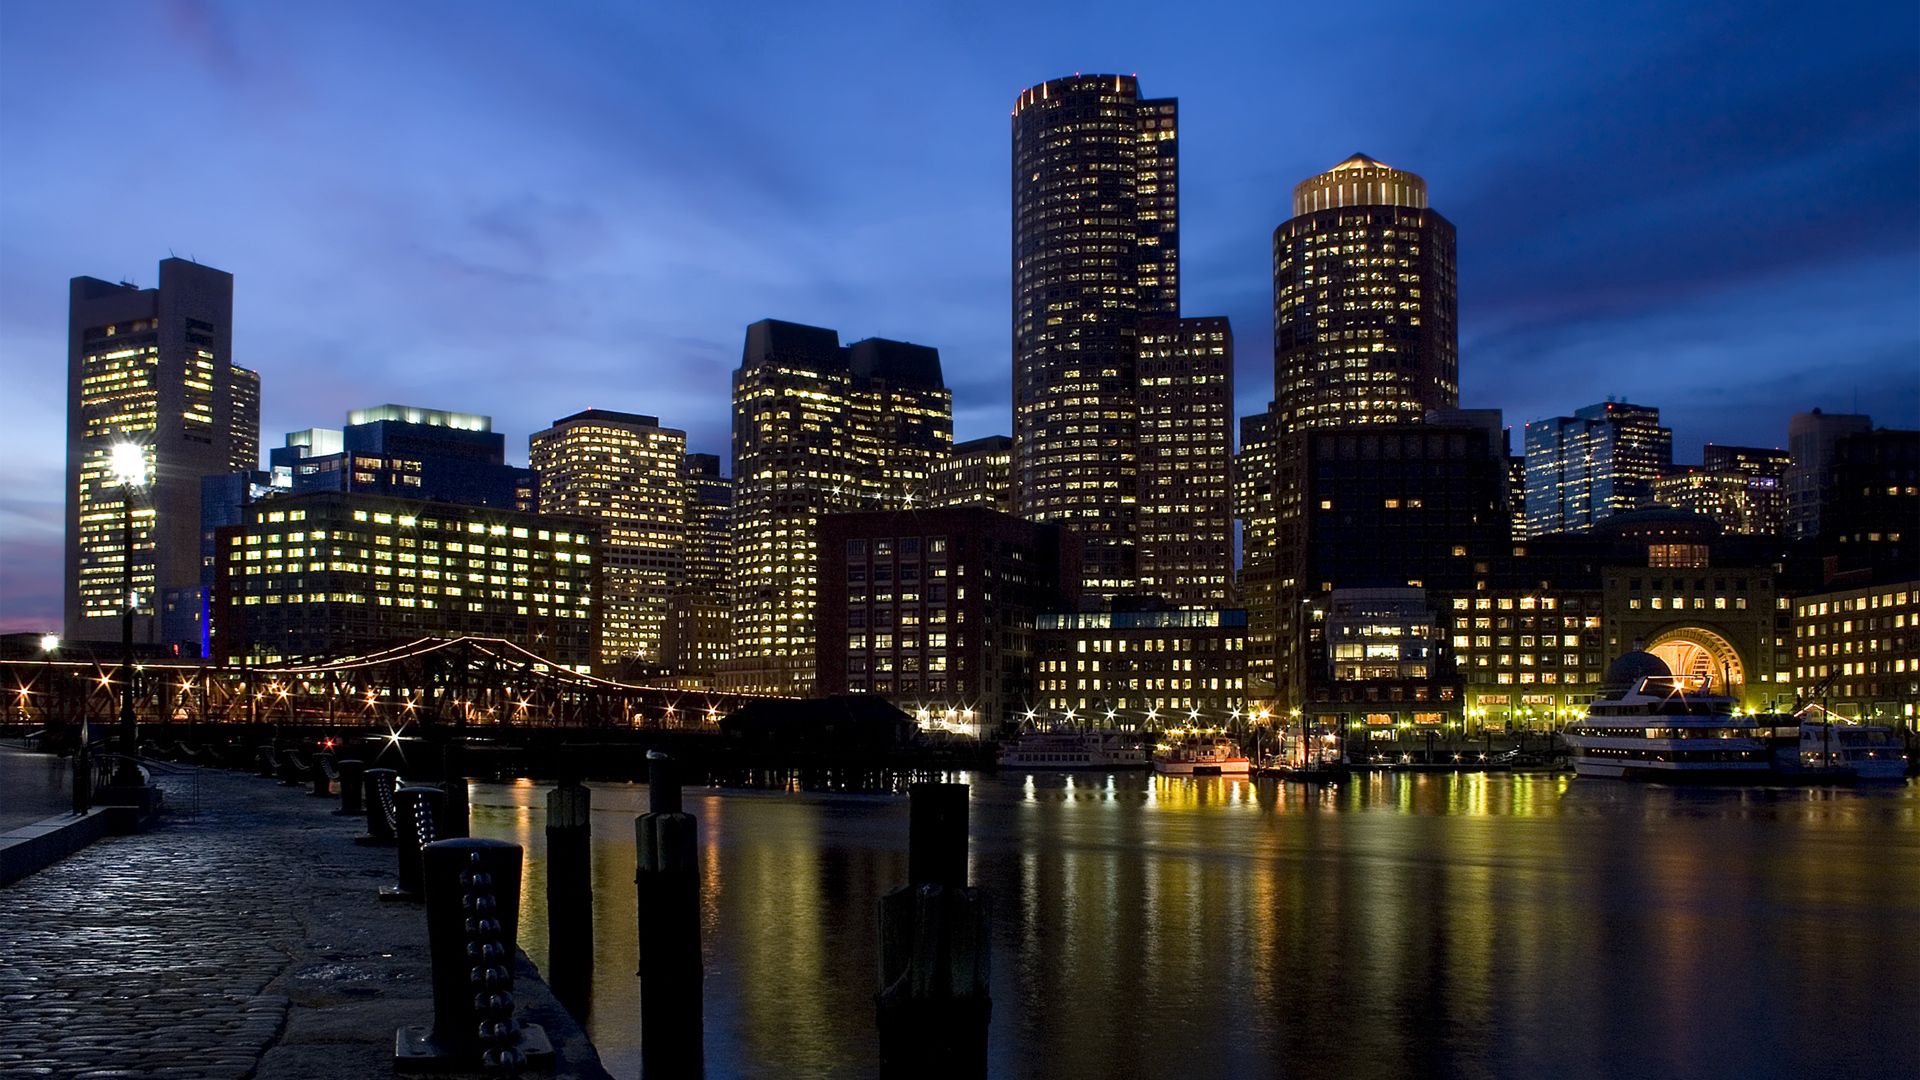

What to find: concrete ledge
left=0, top=808, right=114, bottom=886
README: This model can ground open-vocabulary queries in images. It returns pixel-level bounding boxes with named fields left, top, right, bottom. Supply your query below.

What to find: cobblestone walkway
left=0, top=764, right=608, bottom=1080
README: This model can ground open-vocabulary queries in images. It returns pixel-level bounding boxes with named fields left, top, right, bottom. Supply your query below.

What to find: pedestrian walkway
left=0, top=763, right=610, bottom=1079
left=0, top=745, right=73, bottom=831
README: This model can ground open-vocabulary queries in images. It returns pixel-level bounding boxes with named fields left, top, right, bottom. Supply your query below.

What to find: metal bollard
left=278, top=750, right=305, bottom=786
left=355, top=768, right=400, bottom=846
left=394, top=838, right=553, bottom=1072
left=546, top=777, right=592, bottom=1020
left=72, top=740, right=92, bottom=815
left=438, top=743, right=470, bottom=840
left=335, top=759, right=366, bottom=816
left=381, top=785, right=444, bottom=902
left=310, top=752, right=334, bottom=797
left=636, top=751, right=703, bottom=1077
left=876, top=783, right=991, bottom=1079
left=255, top=744, right=277, bottom=779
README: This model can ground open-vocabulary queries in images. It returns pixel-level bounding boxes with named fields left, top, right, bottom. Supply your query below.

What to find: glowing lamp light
left=39, top=634, right=60, bottom=653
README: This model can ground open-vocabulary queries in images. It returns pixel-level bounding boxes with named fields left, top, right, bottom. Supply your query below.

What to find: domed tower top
left=1600, top=647, right=1674, bottom=699
left=1292, top=153, right=1430, bottom=216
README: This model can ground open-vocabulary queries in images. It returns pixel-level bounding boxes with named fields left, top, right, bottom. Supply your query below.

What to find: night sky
left=1, top=0, right=1915, bottom=632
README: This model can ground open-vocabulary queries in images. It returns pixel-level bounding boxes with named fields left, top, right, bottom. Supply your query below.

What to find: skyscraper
left=1272, top=154, right=1458, bottom=434
left=1012, top=74, right=1179, bottom=596
left=529, top=409, right=687, bottom=670
left=927, top=435, right=1014, bottom=513
left=269, top=405, right=533, bottom=509
left=1785, top=409, right=1873, bottom=540
left=1136, top=316, right=1235, bottom=606
left=64, top=258, right=259, bottom=651
left=1524, top=401, right=1672, bottom=535
left=729, top=319, right=951, bottom=695
left=664, top=452, right=733, bottom=678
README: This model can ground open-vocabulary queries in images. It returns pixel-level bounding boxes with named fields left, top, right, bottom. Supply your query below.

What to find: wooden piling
left=876, top=782, right=991, bottom=1080
left=635, top=751, right=702, bottom=1078
left=546, top=775, right=593, bottom=1020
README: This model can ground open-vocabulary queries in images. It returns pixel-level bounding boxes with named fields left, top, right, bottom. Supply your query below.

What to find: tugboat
left=1152, top=732, right=1252, bottom=776
left=1562, top=649, right=1774, bottom=782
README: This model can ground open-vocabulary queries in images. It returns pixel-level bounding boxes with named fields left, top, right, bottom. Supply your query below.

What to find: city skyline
left=3, top=0, right=1917, bottom=633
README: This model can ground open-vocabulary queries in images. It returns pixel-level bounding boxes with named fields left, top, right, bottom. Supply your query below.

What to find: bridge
left=3, top=635, right=772, bottom=734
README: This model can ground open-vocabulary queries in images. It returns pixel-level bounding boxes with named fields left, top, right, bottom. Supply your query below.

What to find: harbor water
left=470, top=771, right=1920, bottom=1079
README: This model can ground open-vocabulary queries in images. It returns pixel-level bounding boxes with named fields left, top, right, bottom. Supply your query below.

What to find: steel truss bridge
left=3, top=636, right=772, bottom=733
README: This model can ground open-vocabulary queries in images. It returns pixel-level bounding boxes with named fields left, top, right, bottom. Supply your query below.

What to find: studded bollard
left=395, top=838, right=554, bottom=1073
left=356, top=768, right=400, bottom=846
left=310, top=752, right=334, bottom=797
left=636, top=751, right=703, bottom=1077
left=335, top=759, right=366, bottom=816
left=255, top=745, right=277, bottom=779
left=278, top=749, right=305, bottom=786
left=876, top=783, right=991, bottom=1080
left=381, top=784, right=443, bottom=902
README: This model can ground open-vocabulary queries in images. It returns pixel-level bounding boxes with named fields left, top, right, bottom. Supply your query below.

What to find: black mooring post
left=877, top=782, right=991, bottom=1080
left=635, top=751, right=702, bottom=1077
left=382, top=784, right=444, bottom=902
left=356, top=767, right=399, bottom=846
left=439, top=741, right=470, bottom=839
left=310, top=752, right=333, bottom=797
left=394, top=837, right=554, bottom=1073
left=547, top=774, right=593, bottom=1020
left=335, top=759, right=365, bottom=816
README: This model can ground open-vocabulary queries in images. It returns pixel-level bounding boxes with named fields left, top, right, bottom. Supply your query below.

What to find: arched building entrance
left=1645, top=625, right=1747, bottom=699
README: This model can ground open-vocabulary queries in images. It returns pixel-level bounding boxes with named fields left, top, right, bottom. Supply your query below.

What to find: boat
left=997, top=729, right=1149, bottom=771
left=1781, top=715, right=1909, bottom=782
left=1152, top=734, right=1251, bottom=776
left=1562, top=650, right=1773, bottom=782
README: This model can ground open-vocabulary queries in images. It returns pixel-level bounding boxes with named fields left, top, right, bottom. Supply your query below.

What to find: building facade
left=1523, top=400, right=1672, bottom=535
left=1033, top=609, right=1247, bottom=726
left=728, top=319, right=952, bottom=694
left=1785, top=409, right=1872, bottom=540
left=926, top=435, right=1013, bottom=513
left=1135, top=316, right=1234, bottom=607
left=1011, top=74, right=1178, bottom=597
left=529, top=409, right=687, bottom=670
left=270, top=405, right=533, bottom=510
left=1792, top=579, right=1919, bottom=724
left=210, top=491, right=599, bottom=670
left=817, top=507, right=1081, bottom=726
left=664, top=452, right=733, bottom=679
left=64, top=258, right=260, bottom=652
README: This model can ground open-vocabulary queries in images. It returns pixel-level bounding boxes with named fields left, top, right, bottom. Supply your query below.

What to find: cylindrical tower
left=1272, top=153, right=1458, bottom=435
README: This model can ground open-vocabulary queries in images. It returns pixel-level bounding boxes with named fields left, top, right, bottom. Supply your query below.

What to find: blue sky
left=2, top=0, right=1916, bottom=631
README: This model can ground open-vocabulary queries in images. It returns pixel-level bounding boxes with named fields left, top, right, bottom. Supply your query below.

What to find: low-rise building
left=1792, top=579, right=1919, bottom=725
left=1034, top=609, right=1247, bottom=728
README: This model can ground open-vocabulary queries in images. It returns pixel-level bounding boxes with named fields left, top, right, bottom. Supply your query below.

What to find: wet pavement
left=0, top=762, right=609, bottom=1080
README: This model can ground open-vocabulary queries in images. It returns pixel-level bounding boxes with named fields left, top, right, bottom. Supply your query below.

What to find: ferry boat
left=1785, top=716, right=1909, bottom=782
left=1562, top=650, right=1772, bottom=782
left=997, top=730, right=1149, bottom=771
left=1152, top=735, right=1252, bottom=776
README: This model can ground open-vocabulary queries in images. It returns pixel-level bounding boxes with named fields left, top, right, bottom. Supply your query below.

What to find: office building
left=530, top=409, right=687, bottom=670
left=1136, top=317, right=1235, bottom=607
left=1305, top=588, right=1462, bottom=740
left=1792, top=579, right=1919, bottom=724
left=665, top=453, right=733, bottom=677
left=210, top=491, right=599, bottom=669
left=729, top=319, right=952, bottom=694
left=268, top=405, right=534, bottom=510
left=1272, top=154, right=1458, bottom=435
left=1785, top=409, right=1872, bottom=540
left=1524, top=400, right=1672, bottom=535
left=1011, top=74, right=1178, bottom=595
left=64, top=258, right=260, bottom=652
left=1654, top=444, right=1790, bottom=537
left=1234, top=408, right=1283, bottom=698
left=1034, top=609, right=1247, bottom=724
left=1819, top=428, right=1918, bottom=574
left=817, top=507, right=1081, bottom=726
left=927, top=436, right=1013, bottom=513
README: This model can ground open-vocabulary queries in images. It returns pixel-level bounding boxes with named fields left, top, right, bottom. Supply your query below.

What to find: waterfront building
left=210, top=490, right=599, bottom=669
left=268, top=405, right=534, bottom=510
left=1447, top=585, right=1608, bottom=731
left=664, top=453, right=733, bottom=679
left=1011, top=74, right=1178, bottom=597
left=1033, top=609, right=1247, bottom=725
left=926, top=435, right=1013, bottom=513
left=1523, top=400, right=1672, bottom=535
left=1136, top=316, right=1235, bottom=607
left=1785, top=409, right=1872, bottom=540
left=530, top=409, right=687, bottom=671
left=817, top=507, right=1081, bottom=728
left=728, top=319, right=952, bottom=695
left=1305, top=588, right=1463, bottom=747
left=64, top=258, right=260, bottom=653
left=1792, top=578, right=1919, bottom=724
left=1272, top=154, right=1458, bottom=435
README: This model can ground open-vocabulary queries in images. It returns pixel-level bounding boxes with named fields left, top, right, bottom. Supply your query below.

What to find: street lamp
left=111, top=442, right=148, bottom=787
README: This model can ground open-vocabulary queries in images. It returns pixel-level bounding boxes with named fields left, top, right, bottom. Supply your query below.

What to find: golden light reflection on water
left=471, top=773, right=1920, bottom=1080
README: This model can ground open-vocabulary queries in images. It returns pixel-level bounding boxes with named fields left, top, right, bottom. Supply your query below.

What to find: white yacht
left=998, top=729, right=1149, bottom=771
left=1562, top=651, right=1773, bottom=782
left=1789, top=716, right=1909, bottom=782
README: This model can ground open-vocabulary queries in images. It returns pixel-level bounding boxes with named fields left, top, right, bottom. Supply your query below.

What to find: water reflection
left=471, top=773, right=1920, bottom=1080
